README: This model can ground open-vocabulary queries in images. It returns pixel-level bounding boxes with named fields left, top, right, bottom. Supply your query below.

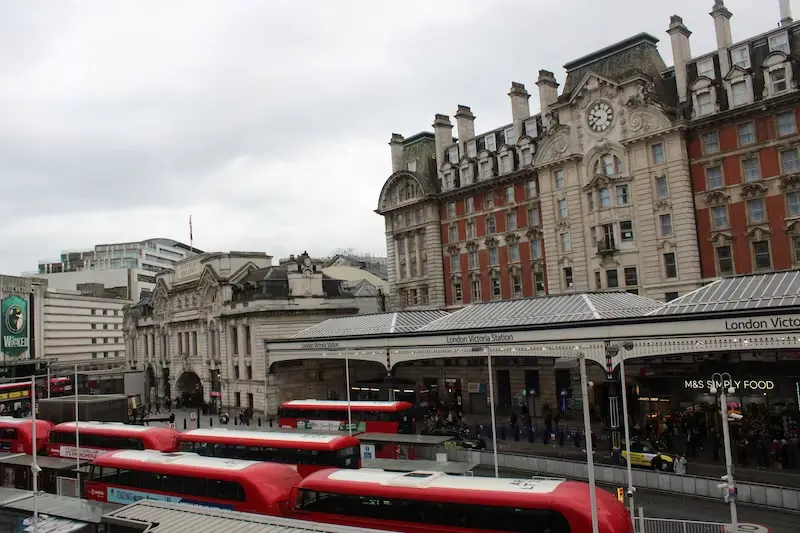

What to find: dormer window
left=485, top=134, right=497, bottom=152
left=771, top=68, right=788, bottom=94
left=521, top=146, right=533, bottom=167
left=443, top=172, right=456, bottom=190
left=763, top=53, right=796, bottom=99
left=730, top=80, right=751, bottom=108
left=697, top=92, right=714, bottom=116
left=595, top=154, right=622, bottom=176
left=731, top=46, right=751, bottom=69
left=479, top=159, right=493, bottom=180
left=466, top=140, right=477, bottom=158
left=447, top=146, right=459, bottom=164
left=524, top=118, right=538, bottom=138
left=499, top=153, right=513, bottom=174
left=461, top=163, right=474, bottom=185
left=769, top=32, right=790, bottom=55
left=504, top=127, right=516, bottom=146
left=697, top=58, right=715, bottom=79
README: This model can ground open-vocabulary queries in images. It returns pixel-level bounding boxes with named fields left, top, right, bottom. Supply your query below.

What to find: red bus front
left=0, top=418, right=53, bottom=455
left=278, top=400, right=414, bottom=434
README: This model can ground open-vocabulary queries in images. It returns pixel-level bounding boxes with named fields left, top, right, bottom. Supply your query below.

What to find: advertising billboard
left=1, top=295, right=29, bottom=358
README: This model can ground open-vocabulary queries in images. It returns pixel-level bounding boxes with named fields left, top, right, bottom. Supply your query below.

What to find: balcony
left=597, top=237, right=617, bottom=255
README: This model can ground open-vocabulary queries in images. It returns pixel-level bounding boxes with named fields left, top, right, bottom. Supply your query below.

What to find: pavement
left=474, top=465, right=794, bottom=533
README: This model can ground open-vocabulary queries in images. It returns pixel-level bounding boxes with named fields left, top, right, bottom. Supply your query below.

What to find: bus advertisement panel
left=278, top=400, right=414, bottom=434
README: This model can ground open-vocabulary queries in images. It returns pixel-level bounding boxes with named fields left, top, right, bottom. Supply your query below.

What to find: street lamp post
left=710, top=372, right=738, bottom=531
left=607, top=341, right=636, bottom=518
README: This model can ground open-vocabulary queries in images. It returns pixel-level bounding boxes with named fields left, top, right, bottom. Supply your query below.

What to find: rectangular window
left=559, top=232, right=570, bottom=252
left=711, top=205, right=729, bottom=229
left=480, top=160, right=492, bottom=179
left=771, top=68, right=789, bottom=95
left=500, top=154, right=513, bottom=174
left=490, top=277, right=501, bottom=299
left=624, top=267, right=638, bottom=287
left=448, top=225, right=458, bottom=243
left=453, top=280, right=462, bottom=302
left=531, top=239, right=542, bottom=260
left=533, top=271, right=545, bottom=294
left=406, top=160, right=417, bottom=172
left=511, top=274, right=522, bottom=296
left=697, top=58, right=714, bottom=79
left=747, top=198, right=766, bottom=224
left=753, top=241, right=772, bottom=269
left=701, top=131, right=719, bottom=154
left=731, top=45, right=750, bottom=69
left=466, top=197, right=475, bottom=213
left=526, top=180, right=538, bottom=199
left=606, top=269, right=619, bottom=288
left=486, top=215, right=496, bottom=234
left=488, top=246, right=499, bottom=266
left=782, top=148, right=800, bottom=173
left=777, top=111, right=797, bottom=137
left=505, top=185, right=515, bottom=203
left=524, top=118, right=538, bottom=138
left=461, top=164, right=473, bottom=185
left=506, top=211, right=517, bottom=231
left=697, top=92, right=714, bottom=116
left=521, top=147, right=533, bottom=167
left=509, top=243, right=520, bottom=262
left=449, top=254, right=460, bottom=273
left=737, top=122, right=756, bottom=146
left=651, top=143, right=665, bottom=165
left=663, top=252, right=677, bottom=279
left=599, top=188, right=611, bottom=208
left=615, top=184, right=630, bottom=206
left=563, top=267, right=574, bottom=288
left=527, top=206, right=539, bottom=227
left=554, top=169, right=565, bottom=190
left=594, top=271, right=602, bottom=289
left=620, top=220, right=634, bottom=241
left=655, top=175, right=669, bottom=199
left=468, top=251, right=478, bottom=269
left=659, top=214, right=674, bottom=237
left=706, top=166, right=724, bottom=190
left=446, top=202, right=456, bottom=217
left=716, top=245, right=734, bottom=275
left=466, top=140, right=477, bottom=158
left=586, top=191, right=594, bottom=211
left=788, top=191, right=800, bottom=217
left=484, top=192, right=494, bottom=208
left=731, top=81, right=749, bottom=107
left=794, top=236, right=800, bottom=263
left=558, top=198, right=567, bottom=218
left=471, top=280, right=481, bottom=302
left=742, top=157, right=761, bottom=183
left=504, top=127, right=515, bottom=146
left=448, top=145, right=459, bottom=163
left=485, top=134, right=496, bottom=152
left=769, top=32, right=790, bottom=54
left=467, top=220, right=476, bottom=239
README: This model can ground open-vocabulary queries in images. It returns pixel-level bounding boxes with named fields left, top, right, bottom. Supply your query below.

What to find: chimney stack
left=667, top=15, right=693, bottom=103
left=509, top=82, right=531, bottom=140
left=389, top=133, right=405, bottom=173
left=432, top=114, right=453, bottom=180
left=780, top=0, right=793, bottom=26
left=536, top=70, right=559, bottom=127
left=454, top=105, right=476, bottom=153
left=711, top=1, right=733, bottom=76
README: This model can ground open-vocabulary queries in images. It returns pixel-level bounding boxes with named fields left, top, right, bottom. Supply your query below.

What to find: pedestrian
left=674, top=454, right=687, bottom=475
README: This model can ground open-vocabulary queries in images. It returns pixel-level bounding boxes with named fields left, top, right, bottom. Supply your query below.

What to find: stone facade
left=123, top=251, right=367, bottom=413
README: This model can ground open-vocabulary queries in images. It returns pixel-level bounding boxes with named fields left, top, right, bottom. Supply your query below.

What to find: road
left=474, top=466, right=794, bottom=533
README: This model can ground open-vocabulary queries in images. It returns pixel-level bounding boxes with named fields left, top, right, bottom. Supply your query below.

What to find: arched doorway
left=145, top=365, right=157, bottom=406
left=176, top=371, right=203, bottom=408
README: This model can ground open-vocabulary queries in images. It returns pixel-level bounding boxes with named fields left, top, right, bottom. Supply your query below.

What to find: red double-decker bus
left=176, top=429, right=360, bottom=477
left=46, top=422, right=178, bottom=460
left=0, top=417, right=53, bottom=454
left=86, top=450, right=302, bottom=513
left=47, top=377, right=72, bottom=397
left=279, top=400, right=414, bottom=434
left=289, top=469, right=633, bottom=533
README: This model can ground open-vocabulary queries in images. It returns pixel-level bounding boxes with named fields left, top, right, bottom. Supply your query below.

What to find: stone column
left=238, top=324, right=246, bottom=378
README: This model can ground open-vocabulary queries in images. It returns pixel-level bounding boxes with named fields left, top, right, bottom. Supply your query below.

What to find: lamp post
left=483, top=346, right=499, bottom=478
left=607, top=341, right=636, bottom=519
left=556, top=353, right=598, bottom=533
left=710, top=372, right=738, bottom=531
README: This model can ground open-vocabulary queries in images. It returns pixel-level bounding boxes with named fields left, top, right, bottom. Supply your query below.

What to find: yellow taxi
left=621, top=438, right=675, bottom=472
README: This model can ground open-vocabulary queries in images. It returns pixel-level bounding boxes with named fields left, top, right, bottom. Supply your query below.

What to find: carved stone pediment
left=624, top=81, right=657, bottom=109
left=654, top=200, right=672, bottom=210
left=740, top=182, right=769, bottom=199
left=787, top=219, right=800, bottom=235
left=657, top=239, right=676, bottom=251
left=530, top=259, right=545, bottom=271
left=704, top=190, right=731, bottom=206
left=747, top=225, right=773, bottom=241
left=508, top=264, right=522, bottom=274
left=465, top=240, right=479, bottom=251
left=780, top=174, right=800, bottom=191
left=709, top=232, right=733, bottom=246
left=555, top=219, right=569, bottom=229
left=598, top=255, right=619, bottom=268
left=583, top=173, right=629, bottom=191
left=557, top=255, right=572, bottom=265
left=506, top=233, right=521, bottom=244
left=526, top=227, right=543, bottom=239
left=446, top=244, right=459, bottom=254
left=484, top=236, right=499, bottom=246
left=468, top=271, right=481, bottom=280
left=487, top=267, right=500, bottom=277
left=451, top=273, right=462, bottom=281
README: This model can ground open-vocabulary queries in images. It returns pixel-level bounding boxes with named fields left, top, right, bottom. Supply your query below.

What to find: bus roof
left=0, top=382, right=31, bottom=391
left=179, top=428, right=359, bottom=450
left=94, top=450, right=294, bottom=474
left=281, top=400, right=412, bottom=412
left=0, top=416, right=52, bottom=428
left=299, top=469, right=569, bottom=507
left=52, top=421, right=176, bottom=436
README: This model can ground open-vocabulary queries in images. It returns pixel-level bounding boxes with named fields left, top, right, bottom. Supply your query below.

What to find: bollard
left=234, top=417, right=238, bottom=426
left=528, top=428, right=534, bottom=443
left=183, top=419, right=187, bottom=430
left=500, top=425, right=506, bottom=440
left=258, top=417, right=261, bottom=427
left=558, top=430, right=565, bottom=446
left=210, top=417, right=213, bottom=427
left=543, top=430, right=548, bottom=445
left=514, top=426, right=519, bottom=442
left=574, top=430, right=580, bottom=448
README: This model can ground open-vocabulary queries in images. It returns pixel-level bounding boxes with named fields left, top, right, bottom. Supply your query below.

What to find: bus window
left=178, top=441, right=194, bottom=453
left=0, top=429, right=18, bottom=440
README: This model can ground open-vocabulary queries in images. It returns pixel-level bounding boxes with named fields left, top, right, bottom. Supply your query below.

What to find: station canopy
left=291, top=310, right=449, bottom=338
left=649, top=270, right=800, bottom=316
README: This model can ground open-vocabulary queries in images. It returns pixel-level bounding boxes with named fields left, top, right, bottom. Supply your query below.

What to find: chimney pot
left=536, top=71, right=559, bottom=126
left=667, top=14, right=693, bottom=103
left=780, top=0, right=793, bottom=25
left=389, top=134, right=405, bottom=172
left=710, top=0, right=733, bottom=75
left=432, top=114, right=454, bottom=181
left=454, top=106, right=476, bottom=151
left=509, top=82, right=531, bottom=139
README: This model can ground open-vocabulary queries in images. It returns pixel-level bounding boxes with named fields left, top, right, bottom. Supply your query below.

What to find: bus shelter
left=0, top=488, right=118, bottom=532
left=354, top=432, right=479, bottom=474
left=0, top=452, right=88, bottom=495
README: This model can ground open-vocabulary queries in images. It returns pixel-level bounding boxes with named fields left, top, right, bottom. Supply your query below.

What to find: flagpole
left=189, top=215, right=194, bottom=253
left=31, top=377, right=39, bottom=529
left=74, top=365, right=80, bottom=496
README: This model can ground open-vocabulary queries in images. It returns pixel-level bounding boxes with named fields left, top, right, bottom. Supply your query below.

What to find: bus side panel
left=278, top=418, right=297, bottom=429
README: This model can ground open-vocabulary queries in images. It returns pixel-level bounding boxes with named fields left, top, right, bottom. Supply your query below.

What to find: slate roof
left=291, top=310, right=449, bottom=339
left=418, top=292, right=663, bottom=332
left=648, top=270, right=800, bottom=316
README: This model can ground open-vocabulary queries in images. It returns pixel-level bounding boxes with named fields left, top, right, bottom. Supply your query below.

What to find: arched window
left=594, top=154, right=622, bottom=176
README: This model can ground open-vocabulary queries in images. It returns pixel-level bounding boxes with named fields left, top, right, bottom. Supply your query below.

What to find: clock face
left=587, top=101, right=614, bottom=132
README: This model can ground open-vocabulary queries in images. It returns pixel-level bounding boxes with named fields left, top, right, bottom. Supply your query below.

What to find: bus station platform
left=0, top=486, right=118, bottom=532
left=0, top=453, right=88, bottom=495
left=362, top=458, right=478, bottom=475
left=102, top=499, right=402, bottom=533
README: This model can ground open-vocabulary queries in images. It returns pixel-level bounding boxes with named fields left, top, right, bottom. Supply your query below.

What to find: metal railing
left=635, top=506, right=730, bottom=533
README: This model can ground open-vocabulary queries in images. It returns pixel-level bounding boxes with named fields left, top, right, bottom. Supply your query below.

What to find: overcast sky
left=0, top=0, right=791, bottom=275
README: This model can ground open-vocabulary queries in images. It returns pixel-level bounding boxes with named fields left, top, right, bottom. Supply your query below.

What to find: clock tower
left=285, top=251, right=324, bottom=297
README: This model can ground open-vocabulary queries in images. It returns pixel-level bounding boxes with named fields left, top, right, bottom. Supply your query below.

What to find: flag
left=189, top=215, right=193, bottom=241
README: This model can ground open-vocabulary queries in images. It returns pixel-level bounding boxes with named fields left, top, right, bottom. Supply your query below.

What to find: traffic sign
left=731, top=525, right=769, bottom=533
left=616, top=487, right=624, bottom=502
left=190, top=413, right=196, bottom=421
left=168, top=423, right=175, bottom=429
